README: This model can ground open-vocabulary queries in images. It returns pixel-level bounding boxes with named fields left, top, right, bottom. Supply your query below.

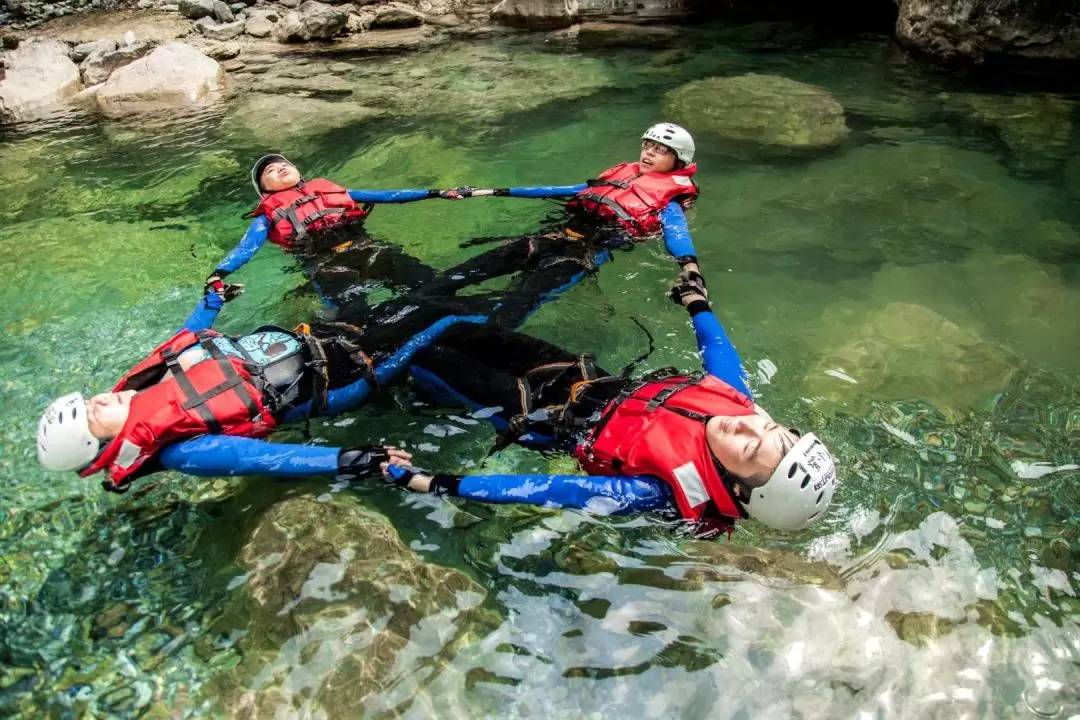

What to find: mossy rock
left=663, top=74, right=849, bottom=155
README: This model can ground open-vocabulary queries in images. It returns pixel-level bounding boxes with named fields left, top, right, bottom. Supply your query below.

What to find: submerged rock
left=225, top=92, right=383, bottom=148
left=0, top=39, right=83, bottom=122
left=960, top=92, right=1075, bottom=171
left=205, top=496, right=496, bottom=717
left=805, top=301, right=1018, bottom=418
left=663, top=74, right=849, bottom=155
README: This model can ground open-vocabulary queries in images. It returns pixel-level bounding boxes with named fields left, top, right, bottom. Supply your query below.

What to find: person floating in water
left=205, top=154, right=470, bottom=310
left=381, top=270, right=838, bottom=535
left=397, top=123, right=705, bottom=327
left=35, top=287, right=498, bottom=493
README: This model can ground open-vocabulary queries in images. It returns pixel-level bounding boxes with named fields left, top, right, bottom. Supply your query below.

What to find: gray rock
left=81, top=41, right=155, bottom=87
left=91, top=42, right=224, bottom=117
left=137, top=0, right=155, bottom=8
left=274, top=1, right=347, bottom=42
left=279, top=0, right=300, bottom=7
left=0, top=39, right=83, bottom=123
left=244, top=14, right=273, bottom=37
left=178, top=0, right=215, bottom=20
left=491, top=0, right=574, bottom=29
left=204, top=40, right=240, bottom=59
left=162, top=4, right=179, bottom=11
left=70, top=38, right=116, bottom=64
left=211, top=0, right=234, bottom=23
left=229, top=2, right=246, bottom=12
left=896, top=0, right=1080, bottom=64
left=370, top=5, right=421, bottom=29
left=195, top=17, right=246, bottom=41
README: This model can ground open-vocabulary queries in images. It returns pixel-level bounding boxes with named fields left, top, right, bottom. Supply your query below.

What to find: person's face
left=706, top=413, right=797, bottom=487
left=639, top=140, right=678, bottom=173
left=260, top=161, right=301, bottom=193
left=86, top=390, right=136, bottom=440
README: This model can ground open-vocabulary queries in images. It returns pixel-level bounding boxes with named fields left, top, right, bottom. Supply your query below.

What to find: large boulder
left=89, top=42, right=224, bottom=116
left=492, top=0, right=575, bottom=29
left=274, top=1, right=348, bottom=42
left=80, top=41, right=156, bottom=87
left=178, top=0, right=215, bottom=19
left=202, top=497, right=497, bottom=718
left=664, top=74, right=849, bottom=155
left=896, top=0, right=1080, bottom=64
left=0, top=39, right=83, bottom=123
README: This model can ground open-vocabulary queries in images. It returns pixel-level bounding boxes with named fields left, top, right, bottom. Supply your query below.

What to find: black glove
left=384, top=464, right=460, bottom=495
left=668, top=278, right=707, bottom=307
left=437, top=186, right=474, bottom=200
left=337, top=446, right=390, bottom=479
left=102, top=478, right=130, bottom=495
left=682, top=268, right=706, bottom=289
left=204, top=272, right=245, bottom=302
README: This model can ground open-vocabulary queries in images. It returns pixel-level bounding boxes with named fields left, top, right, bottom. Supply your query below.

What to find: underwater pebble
left=963, top=500, right=987, bottom=514
left=985, top=518, right=1006, bottom=530
left=1024, top=526, right=1043, bottom=538
left=332, top=417, right=356, bottom=427
left=416, top=443, right=440, bottom=452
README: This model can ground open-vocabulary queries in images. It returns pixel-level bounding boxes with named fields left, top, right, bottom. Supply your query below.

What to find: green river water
left=0, top=24, right=1078, bottom=719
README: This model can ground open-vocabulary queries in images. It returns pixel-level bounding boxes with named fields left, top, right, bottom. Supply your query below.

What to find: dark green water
left=1, top=27, right=1078, bottom=718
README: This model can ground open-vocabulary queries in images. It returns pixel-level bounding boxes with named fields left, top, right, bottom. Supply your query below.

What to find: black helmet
left=251, top=153, right=296, bottom=197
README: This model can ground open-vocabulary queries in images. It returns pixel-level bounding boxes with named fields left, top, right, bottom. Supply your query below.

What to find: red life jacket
left=80, top=330, right=277, bottom=490
left=568, top=162, right=699, bottom=237
left=251, top=178, right=370, bottom=250
left=574, top=374, right=754, bottom=535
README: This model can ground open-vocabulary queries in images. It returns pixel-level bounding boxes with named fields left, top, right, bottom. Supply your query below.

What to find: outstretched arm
left=180, top=291, right=225, bottom=333
left=476, top=184, right=588, bottom=199
left=385, top=466, right=673, bottom=515
left=157, top=436, right=340, bottom=477
left=347, top=188, right=444, bottom=203
left=671, top=281, right=753, bottom=399
left=214, top=216, right=270, bottom=276
left=660, top=201, right=699, bottom=267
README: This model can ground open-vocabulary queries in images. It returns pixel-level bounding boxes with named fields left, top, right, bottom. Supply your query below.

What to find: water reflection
left=0, top=26, right=1077, bottom=720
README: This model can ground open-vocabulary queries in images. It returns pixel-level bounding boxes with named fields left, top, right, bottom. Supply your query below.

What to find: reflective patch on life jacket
left=114, top=439, right=144, bottom=470
left=672, top=461, right=709, bottom=508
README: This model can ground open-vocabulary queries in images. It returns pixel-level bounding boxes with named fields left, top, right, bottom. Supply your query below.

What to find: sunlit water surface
left=0, top=26, right=1077, bottom=719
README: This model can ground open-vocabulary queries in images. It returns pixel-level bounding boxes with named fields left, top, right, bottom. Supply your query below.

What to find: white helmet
left=251, top=153, right=295, bottom=198
left=742, top=433, right=836, bottom=531
left=37, top=392, right=100, bottom=472
left=642, top=123, right=695, bottom=164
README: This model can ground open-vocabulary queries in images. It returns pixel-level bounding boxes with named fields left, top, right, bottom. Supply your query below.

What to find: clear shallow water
left=1, top=26, right=1078, bottom=718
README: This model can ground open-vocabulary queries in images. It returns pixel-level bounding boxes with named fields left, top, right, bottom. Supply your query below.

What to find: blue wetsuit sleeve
left=216, top=216, right=270, bottom=275
left=347, top=188, right=435, bottom=203
left=690, top=305, right=754, bottom=400
left=180, top=291, right=224, bottom=333
left=660, top=201, right=697, bottom=260
left=451, top=473, right=673, bottom=515
left=157, top=436, right=340, bottom=477
left=505, top=184, right=588, bottom=198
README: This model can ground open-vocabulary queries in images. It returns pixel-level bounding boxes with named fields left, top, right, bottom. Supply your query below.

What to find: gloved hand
left=204, top=272, right=245, bottom=302
left=437, top=186, right=475, bottom=200
left=338, top=445, right=410, bottom=479
left=668, top=276, right=708, bottom=308
left=102, top=478, right=130, bottom=495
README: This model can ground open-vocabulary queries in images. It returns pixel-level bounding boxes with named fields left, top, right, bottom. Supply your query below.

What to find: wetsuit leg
left=294, top=222, right=438, bottom=311
left=409, top=326, right=619, bottom=439
left=422, top=236, right=538, bottom=294
left=489, top=237, right=595, bottom=327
